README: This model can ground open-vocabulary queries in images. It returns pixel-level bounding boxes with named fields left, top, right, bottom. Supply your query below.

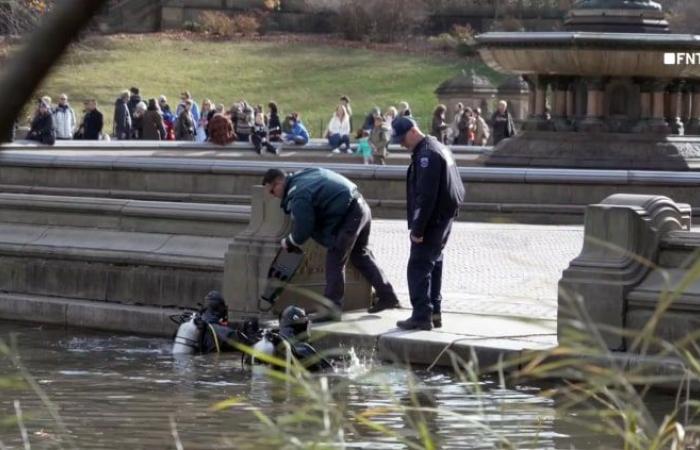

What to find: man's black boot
left=396, top=317, right=432, bottom=331
left=368, top=296, right=401, bottom=314
left=432, top=314, right=442, bottom=329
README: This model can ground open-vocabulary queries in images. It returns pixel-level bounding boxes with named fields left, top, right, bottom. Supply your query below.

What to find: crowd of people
left=24, top=88, right=518, bottom=161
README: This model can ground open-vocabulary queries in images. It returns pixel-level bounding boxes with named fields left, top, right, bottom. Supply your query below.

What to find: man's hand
left=410, top=234, right=424, bottom=244
left=281, top=236, right=303, bottom=253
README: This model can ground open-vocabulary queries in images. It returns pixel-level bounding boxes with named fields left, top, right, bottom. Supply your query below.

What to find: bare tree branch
left=0, top=0, right=108, bottom=141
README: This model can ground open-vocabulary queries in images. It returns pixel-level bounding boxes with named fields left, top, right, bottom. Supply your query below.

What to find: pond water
left=0, top=320, right=675, bottom=449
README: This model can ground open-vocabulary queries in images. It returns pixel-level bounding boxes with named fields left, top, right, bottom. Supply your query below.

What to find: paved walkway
left=371, top=221, right=584, bottom=320
left=313, top=222, right=583, bottom=367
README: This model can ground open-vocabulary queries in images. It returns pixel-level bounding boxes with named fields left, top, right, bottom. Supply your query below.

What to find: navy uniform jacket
left=281, top=168, right=359, bottom=248
left=406, top=136, right=465, bottom=237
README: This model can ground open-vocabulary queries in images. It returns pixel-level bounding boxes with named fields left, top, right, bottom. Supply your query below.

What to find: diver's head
left=279, top=306, right=309, bottom=338
left=202, top=290, right=228, bottom=324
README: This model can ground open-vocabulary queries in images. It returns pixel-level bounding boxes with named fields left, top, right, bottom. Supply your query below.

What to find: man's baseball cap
left=391, top=116, right=417, bottom=144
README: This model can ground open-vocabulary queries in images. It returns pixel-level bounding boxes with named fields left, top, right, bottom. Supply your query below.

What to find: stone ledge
left=311, top=310, right=556, bottom=370
left=0, top=224, right=227, bottom=270
left=0, top=193, right=250, bottom=237
left=0, top=293, right=182, bottom=337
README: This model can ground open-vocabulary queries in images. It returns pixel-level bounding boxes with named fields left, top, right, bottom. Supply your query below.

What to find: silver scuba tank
left=251, top=333, right=275, bottom=364
left=172, top=313, right=202, bottom=355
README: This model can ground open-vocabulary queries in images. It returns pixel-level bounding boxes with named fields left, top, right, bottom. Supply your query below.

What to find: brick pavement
left=370, top=221, right=584, bottom=320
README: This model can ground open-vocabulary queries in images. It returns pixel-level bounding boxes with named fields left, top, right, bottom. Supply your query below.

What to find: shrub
left=230, top=14, right=262, bottom=36
left=334, top=0, right=427, bottom=43
left=199, top=11, right=261, bottom=37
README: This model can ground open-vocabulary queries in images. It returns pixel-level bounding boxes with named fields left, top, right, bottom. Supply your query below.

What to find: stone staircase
left=0, top=193, right=250, bottom=319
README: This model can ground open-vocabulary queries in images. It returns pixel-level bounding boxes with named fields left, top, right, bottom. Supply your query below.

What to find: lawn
left=30, top=34, right=500, bottom=137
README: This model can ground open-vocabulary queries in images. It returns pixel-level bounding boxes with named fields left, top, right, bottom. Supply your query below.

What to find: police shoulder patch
left=419, top=157, right=430, bottom=168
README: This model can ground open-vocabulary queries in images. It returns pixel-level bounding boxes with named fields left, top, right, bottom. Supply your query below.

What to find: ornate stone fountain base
left=486, top=131, right=700, bottom=170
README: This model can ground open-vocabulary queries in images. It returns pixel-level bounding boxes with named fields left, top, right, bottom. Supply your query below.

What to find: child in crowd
left=252, top=111, right=278, bottom=155
left=356, top=129, right=373, bottom=165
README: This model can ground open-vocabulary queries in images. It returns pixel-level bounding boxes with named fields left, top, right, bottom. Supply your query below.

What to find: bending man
left=262, top=167, right=400, bottom=320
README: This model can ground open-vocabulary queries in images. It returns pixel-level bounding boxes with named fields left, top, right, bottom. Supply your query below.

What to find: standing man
left=113, top=90, right=131, bottom=140
left=53, top=93, right=76, bottom=140
left=491, top=100, right=516, bottom=145
left=80, top=99, right=103, bottom=140
left=392, top=117, right=465, bottom=330
left=262, top=167, right=400, bottom=321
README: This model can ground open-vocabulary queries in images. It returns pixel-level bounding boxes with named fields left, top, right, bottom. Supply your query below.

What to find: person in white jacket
left=326, top=105, right=351, bottom=153
left=53, top=94, right=76, bottom=140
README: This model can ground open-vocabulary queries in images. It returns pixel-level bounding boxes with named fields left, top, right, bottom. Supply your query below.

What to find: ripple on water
left=0, top=320, right=632, bottom=450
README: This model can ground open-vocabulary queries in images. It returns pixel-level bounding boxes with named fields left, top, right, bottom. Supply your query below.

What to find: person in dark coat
left=27, top=100, right=55, bottom=145
left=113, top=90, right=131, bottom=140
left=392, top=117, right=465, bottom=331
left=430, top=104, right=448, bottom=144
left=267, top=101, right=282, bottom=142
left=79, top=99, right=103, bottom=140
left=127, top=87, right=142, bottom=119
left=262, top=167, right=400, bottom=321
left=491, top=100, right=516, bottom=145
left=175, top=100, right=196, bottom=141
left=141, top=99, right=166, bottom=141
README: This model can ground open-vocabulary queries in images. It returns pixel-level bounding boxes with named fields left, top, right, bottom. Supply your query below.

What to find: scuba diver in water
left=173, top=292, right=332, bottom=372
left=253, top=306, right=333, bottom=372
left=172, top=290, right=260, bottom=355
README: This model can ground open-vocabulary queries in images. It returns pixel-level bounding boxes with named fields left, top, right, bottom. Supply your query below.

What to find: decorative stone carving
left=558, top=194, right=691, bottom=350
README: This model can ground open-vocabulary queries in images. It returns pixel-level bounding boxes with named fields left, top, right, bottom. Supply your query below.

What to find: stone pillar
left=566, top=80, right=576, bottom=120
left=224, top=186, right=372, bottom=318
left=682, top=83, right=693, bottom=124
left=687, top=82, right=700, bottom=135
left=522, top=75, right=553, bottom=131
left=648, top=80, right=671, bottom=134
left=558, top=194, right=691, bottom=351
left=579, top=77, right=607, bottom=132
left=633, top=79, right=653, bottom=133
left=668, top=81, right=685, bottom=135
left=553, top=77, right=573, bottom=131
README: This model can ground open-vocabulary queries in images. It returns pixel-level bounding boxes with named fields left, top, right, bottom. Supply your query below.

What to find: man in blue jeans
left=392, top=117, right=465, bottom=330
left=262, top=167, right=400, bottom=321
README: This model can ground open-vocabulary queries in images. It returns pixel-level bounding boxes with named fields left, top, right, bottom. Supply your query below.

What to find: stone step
left=0, top=193, right=250, bottom=237
left=0, top=223, right=227, bottom=309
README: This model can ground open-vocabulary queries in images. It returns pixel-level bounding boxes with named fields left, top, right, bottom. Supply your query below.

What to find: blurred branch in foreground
left=0, top=0, right=107, bottom=142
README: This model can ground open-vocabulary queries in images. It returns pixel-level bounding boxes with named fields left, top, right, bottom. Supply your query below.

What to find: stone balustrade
left=558, top=194, right=695, bottom=351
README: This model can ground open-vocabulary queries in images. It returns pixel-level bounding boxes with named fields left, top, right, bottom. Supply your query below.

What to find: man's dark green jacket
left=281, top=168, right=358, bottom=248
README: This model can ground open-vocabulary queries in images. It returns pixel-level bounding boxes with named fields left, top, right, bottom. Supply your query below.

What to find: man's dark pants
left=325, top=197, right=397, bottom=307
left=407, top=220, right=453, bottom=323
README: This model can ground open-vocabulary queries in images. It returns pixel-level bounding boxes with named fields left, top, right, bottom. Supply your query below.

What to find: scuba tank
left=251, top=331, right=276, bottom=364
left=172, top=312, right=202, bottom=355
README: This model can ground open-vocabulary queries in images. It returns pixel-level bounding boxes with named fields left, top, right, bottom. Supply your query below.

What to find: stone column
left=668, top=80, right=685, bottom=135
left=648, top=80, right=671, bottom=134
left=579, top=77, right=607, bottom=132
left=522, top=75, right=553, bottom=131
left=682, top=83, right=693, bottom=124
left=687, top=82, right=700, bottom=135
left=633, top=79, right=653, bottom=133
left=224, top=186, right=371, bottom=318
left=566, top=80, right=576, bottom=119
left=553, top=77, right=573, bottom=131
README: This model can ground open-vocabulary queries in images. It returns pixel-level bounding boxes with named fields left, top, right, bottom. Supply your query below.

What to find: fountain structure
left=477, top=0, right=700, bottom=170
